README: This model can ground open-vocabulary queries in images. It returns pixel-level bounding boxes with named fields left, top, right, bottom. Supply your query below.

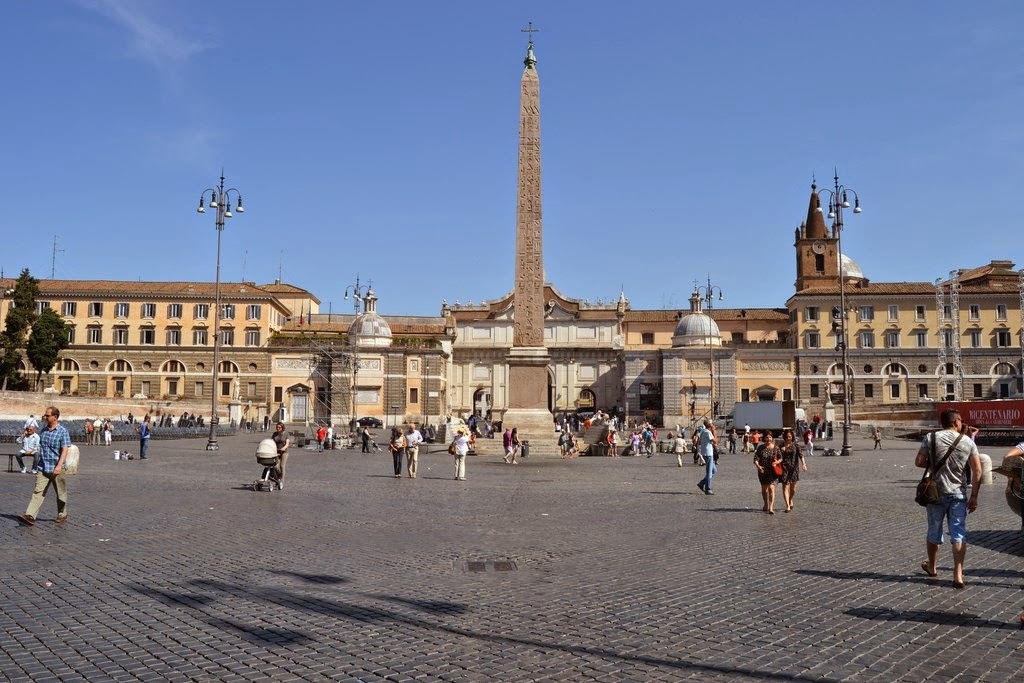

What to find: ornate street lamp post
left=697, top=276, right=724, bottom=419
left=343, top=275, right=371, bottom=426
left=196, top=171, right=244, bottom=451
left=816, top=170, right=861, bottom=457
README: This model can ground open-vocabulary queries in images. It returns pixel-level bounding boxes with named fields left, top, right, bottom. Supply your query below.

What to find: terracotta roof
left=9, top=279, right=284, bottom=302
left=258, top=281, right=321, bottom=304
left=624, top=308, right=788, bottom=323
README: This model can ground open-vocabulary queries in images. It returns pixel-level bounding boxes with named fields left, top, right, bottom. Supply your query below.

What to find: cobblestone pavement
left=1, top=432, right=1021, bottom=682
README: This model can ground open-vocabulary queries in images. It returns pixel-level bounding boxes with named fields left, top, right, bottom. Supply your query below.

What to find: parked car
left=356, top=416, right=383, bottom=428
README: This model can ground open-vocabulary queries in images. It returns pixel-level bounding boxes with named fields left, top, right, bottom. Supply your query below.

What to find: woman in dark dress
left=777, top=429, right=807, bottom=512
left=388, top=427, right=406, bottom=478
left=753, top=430, right=780, bottom=514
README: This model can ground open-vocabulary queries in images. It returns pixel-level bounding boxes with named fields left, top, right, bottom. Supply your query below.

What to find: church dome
left=840, top=254, right=865, bottom=281
left=672, top=290, right=723, bottom=348
left=347, top=289, right=392, bottom=348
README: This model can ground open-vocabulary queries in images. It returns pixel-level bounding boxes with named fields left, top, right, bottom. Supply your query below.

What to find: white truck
left=730, top=401, right=802, bottom=432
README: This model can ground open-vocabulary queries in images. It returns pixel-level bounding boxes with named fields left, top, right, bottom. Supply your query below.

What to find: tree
left=27, top=307, right=70, bottom=390
left=0, top=269, right=40, bottom=390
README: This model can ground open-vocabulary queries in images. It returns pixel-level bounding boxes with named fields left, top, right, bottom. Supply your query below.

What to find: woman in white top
left=453, top=427, right=471, bottom=481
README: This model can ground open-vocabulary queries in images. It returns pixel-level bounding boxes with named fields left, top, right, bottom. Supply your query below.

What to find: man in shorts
left=916, top=409, right=982, bottom=589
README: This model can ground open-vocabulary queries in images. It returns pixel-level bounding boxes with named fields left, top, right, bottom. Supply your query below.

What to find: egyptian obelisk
left=502, top=27, right=553, bottom=449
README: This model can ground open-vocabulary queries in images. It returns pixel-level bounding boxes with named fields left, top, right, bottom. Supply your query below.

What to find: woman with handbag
left=777, top=429, right=807, bottom=512
left=388, top=427, right=406, bottom=478
left=754, top=430, right=781, bottom=514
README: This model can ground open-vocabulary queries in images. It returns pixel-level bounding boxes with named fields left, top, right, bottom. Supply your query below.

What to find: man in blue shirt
left=18, top=406, right=72, bottom=526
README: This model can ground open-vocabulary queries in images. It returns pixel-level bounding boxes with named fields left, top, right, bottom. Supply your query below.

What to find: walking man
left=917, top=409, right=982, bottom=589
left=405, top=422, right=423, bottom=478
left=873, top=427, right=883, bottom=450
left=18, top=407, right=72, bottom=525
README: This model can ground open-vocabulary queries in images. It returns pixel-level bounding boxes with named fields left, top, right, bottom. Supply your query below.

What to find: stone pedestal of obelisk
left=501, top=38, right=554, bottom=452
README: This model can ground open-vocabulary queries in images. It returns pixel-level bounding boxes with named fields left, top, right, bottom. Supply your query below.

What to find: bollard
left=977, top=453, right=993, bottom=485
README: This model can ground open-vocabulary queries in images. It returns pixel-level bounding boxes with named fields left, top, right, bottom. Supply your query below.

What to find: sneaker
left=55, top=516, right=68, bottom=524
left=19, top=467, right=26, bottom=473
left=277, top=481, right=284, bottom=490
left=704, top=490, right=715, bottom=495
left=17, top=514, right=35, bottom=526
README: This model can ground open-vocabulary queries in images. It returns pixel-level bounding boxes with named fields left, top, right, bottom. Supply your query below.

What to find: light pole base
left=840, top=443, right=852, bottom=456
left=206, top=440, right=219, bottom=451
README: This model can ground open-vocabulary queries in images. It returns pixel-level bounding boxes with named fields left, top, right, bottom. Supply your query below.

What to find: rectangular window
left=220, top=328, right=234, bottom=346
left=814, top=254, right=825, bottom=272
left=997, top=330, right=1011, bottom=347
left=996, top=304, right=1008, bottom=321
left=194, top=303, right=209, bottom=319
left=141, top=303, right=157, bottom=318
left=88, top=302, right=103, bottom=317
left=968, top=304, right=980, bottom=320
left=62, top=301, right=77, bottom=317
left=782, top=388, right=792, bottom=401
left=34, top=301, right=51, bottom=314
left=113, top=328, right=128, bottom=345
left=221, top=304, right=235, bottom=320
left=167, top=303, right=183, bottom=319
left=806, top=332, right=820, bottom=348
left=973, top=383, right=983, bottom=398
left=918, top=384, right=929, bottom=399
left=88, top=380, right=97, bottom=393
left=274, top=386, right=283, bottom=402
left=915, top=305, right=926, bottom=321
left=245, top=329, right=260, bottom=346
left=741, top=388, right=750, bottom=402
left=195, top=381, right=204, bottom=397
left=410, top=387, right=419, bottom=404
left=886, top=331, right=900, bottom=348
left=141, top=380, right=151, bottom=396
left=887, top=305, right=898, bottom=321
left=916, top=330, right=928, bottom=348
left=114, top=379, right=125, bottom=395
left=193, top=328, right=208, bottom=345
left=809, top=384, right=819, bottom=398
left=641, top=332, right=654, bottom=344
left=167, top=379, right=179, bottom=396
left=247, top=382, right=256, bottom=398
left=943, top=304, right=952, bottom=320
left=946, top=362, right=954, bottom=375
left=221, top=380, right=232, bottom=397
left=943, top=330, right=954, bottom=347
left=140, top=328, right=155, bottom=345
left=115, top=302, right=130, bottom=318
left=860, top=331, right=874, bottom=348
left=246, top=304, right=261, bottom=320
left=859, top=306, right=874, bottom=322
left=66, top=327, right=75, bottom=344
left=805, top=306, right=819, bottom=322
left=88, top=327, right=103, bottom=344
left=167, top=329, right=181, bottom=345
left=969, top=330, right=981, bottom=348
left=864, top=383, right=874, bottom=399
left=889, top=383, right=900, bottom=399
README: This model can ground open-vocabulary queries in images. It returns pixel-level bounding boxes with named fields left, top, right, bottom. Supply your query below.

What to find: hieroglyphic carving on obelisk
left=513, top=27, right=544, bottom=348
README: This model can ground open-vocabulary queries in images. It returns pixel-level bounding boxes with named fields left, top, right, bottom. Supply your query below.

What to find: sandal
left=920, top=562, right=938, bottom=578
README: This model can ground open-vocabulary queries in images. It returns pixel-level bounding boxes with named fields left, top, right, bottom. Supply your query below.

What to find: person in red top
left=316, top=424, right=327, bottom=453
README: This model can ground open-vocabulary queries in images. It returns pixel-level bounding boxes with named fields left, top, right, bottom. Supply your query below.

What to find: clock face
left=811, top=240, right=826, bottom=255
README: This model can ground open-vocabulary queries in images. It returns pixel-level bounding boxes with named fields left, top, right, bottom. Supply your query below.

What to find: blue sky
left=2, top=1, right=1021, bottom=316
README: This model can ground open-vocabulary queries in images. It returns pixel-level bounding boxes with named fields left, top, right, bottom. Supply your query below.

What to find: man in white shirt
left=405, top=423, right=424, bottom=478
left=16, top=424, right=40, bottom=474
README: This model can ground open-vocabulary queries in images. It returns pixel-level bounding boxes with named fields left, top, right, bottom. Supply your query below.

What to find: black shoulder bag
left=915, top=432, right=963, bottom=507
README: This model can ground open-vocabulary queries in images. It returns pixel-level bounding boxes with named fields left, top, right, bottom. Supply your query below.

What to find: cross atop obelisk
left=503, top=24, right=553, bottom=448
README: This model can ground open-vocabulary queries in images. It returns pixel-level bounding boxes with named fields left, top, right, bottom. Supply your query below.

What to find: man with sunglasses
left=17, top=406, right=72, bottom=526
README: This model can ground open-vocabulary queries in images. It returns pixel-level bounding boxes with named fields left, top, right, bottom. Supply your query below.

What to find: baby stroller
left=252, top=439, right=282, bottom=491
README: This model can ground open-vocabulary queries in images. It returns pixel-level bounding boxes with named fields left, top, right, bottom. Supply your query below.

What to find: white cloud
left=76, top=0, right=211, bottom=73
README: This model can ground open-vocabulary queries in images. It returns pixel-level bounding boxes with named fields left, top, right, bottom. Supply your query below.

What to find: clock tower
left=794, top=182, right=840, bottom=292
